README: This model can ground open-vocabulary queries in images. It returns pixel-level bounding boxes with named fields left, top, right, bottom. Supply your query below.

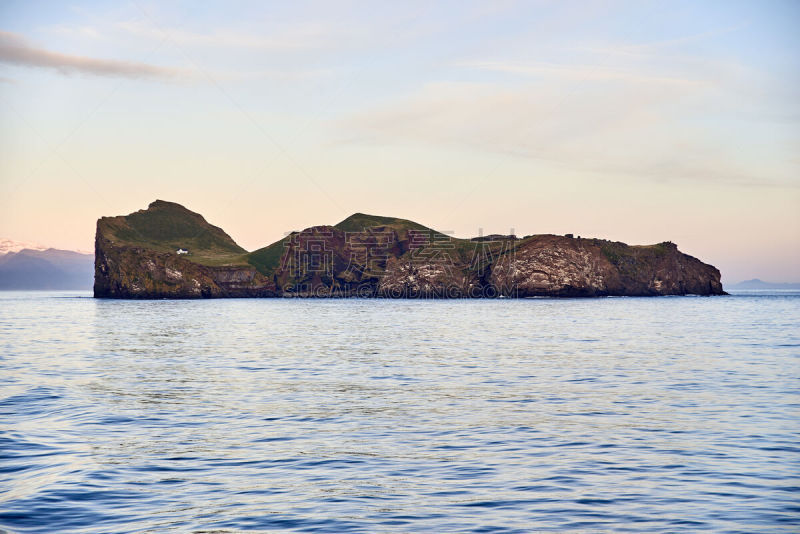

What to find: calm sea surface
left=1, top=291, right=798, bottom=533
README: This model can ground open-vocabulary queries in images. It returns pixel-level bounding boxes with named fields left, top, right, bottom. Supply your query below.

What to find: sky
left=0, top=0, right=798, bottom=283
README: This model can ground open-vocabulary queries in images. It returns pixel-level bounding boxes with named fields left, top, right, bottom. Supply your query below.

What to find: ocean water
left=1, top=291, right=798, bottom=533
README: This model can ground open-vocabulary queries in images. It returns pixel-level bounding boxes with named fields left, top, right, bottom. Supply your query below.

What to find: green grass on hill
left=101, top=200, right=249, bottom=267
left=103, top=204, right=550, bottom=273
left=246, top=236, right=289, bottom=276
left=334, top=213, right=432, bottom=233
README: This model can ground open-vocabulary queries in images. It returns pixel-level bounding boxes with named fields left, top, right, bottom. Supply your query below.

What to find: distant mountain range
left=0, top=240, right=93, bottom=290
left=727, top=279, right=800, bottom=290
left=0, top=238, right=49, bottom=255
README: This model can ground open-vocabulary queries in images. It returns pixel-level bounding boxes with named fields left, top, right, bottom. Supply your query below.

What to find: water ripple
left=0, top=290, right=798, bottom=532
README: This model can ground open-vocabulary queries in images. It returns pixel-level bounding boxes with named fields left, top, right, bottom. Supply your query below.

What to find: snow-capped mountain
left=0, top=238, right=50, bottom=255
left=0, top=239, right=94, bottom=289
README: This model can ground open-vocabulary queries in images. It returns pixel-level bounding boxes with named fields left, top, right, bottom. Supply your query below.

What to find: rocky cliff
left=94, top=200, right=725, bottom=298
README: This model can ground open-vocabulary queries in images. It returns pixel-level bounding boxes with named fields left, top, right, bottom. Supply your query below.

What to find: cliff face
left=95, top=201, right=724, bottom=299
left=489, top=235, right=724, bottom=297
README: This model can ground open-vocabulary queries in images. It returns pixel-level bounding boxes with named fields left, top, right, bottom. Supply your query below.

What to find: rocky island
left=94, top=200, right=725, bottom=299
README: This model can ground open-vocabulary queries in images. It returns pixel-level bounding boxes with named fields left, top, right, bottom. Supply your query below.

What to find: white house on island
left=176, top=248, right=189, bottom=255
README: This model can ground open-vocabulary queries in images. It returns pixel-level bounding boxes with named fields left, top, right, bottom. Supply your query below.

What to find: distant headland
left=727, top=279, right=800, bottom=290
left=94, top=200, right=725, bottom=299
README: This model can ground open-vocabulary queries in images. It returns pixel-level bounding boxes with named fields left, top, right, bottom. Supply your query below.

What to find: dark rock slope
left=94, top=200, right=725, bottom=298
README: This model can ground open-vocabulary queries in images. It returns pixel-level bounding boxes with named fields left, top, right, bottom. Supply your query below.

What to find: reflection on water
left=1, top=291, right=799, bottom=532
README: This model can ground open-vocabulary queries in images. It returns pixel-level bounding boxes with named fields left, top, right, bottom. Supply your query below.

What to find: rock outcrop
left=95, top=200, right=725, bottom=299
left=489, top=235, right=723, bottom=297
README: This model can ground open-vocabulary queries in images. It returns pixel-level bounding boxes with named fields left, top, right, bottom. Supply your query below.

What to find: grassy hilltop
left=97, top=200, right=250, bottom=267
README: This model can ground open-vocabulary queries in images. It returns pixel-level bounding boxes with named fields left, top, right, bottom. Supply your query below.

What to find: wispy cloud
left=456, top=59, right=707, bottom=86
left=114, top=20, right=335, bottom=51
left=574, top=24, right=746, bottom=59
left=0, top=30, right=190, bottom=80
left=337, top=78, right=798, bottom=188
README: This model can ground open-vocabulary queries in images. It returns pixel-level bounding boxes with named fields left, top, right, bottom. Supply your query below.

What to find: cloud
left=0, top=30, right=190, bottom=80
left=456, top=60, right=707, bottom=87
left=573, top=24, right=746, bottom=59
left=114, top=20, right=334, bottom=51
left=336, top=79, right=799, bottom=188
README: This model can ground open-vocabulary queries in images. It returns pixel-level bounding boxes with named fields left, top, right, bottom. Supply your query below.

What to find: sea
left=1, top=290, right=798, bottom=533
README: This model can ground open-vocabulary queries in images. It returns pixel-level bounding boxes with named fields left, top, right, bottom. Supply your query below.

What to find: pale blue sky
left=1, top=0, right=798, bottom=282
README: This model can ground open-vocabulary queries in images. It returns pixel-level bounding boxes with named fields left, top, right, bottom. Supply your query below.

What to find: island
left=94, top=200, right=725, bottom=299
